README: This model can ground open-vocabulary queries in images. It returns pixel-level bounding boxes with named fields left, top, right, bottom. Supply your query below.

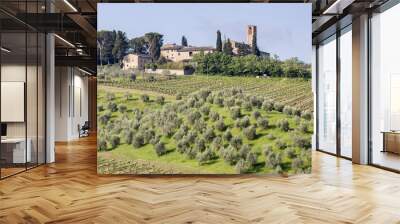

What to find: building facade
left=122, top=54, right=152, bottom=70
left=160, top=44, right=215, bottom=62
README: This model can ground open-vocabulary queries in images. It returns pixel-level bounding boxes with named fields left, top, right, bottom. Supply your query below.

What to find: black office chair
left=79, top=121, right=90, bottom=138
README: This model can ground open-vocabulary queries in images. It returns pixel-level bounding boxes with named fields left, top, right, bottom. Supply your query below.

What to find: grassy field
left=97, top=75, right=313, bottom=175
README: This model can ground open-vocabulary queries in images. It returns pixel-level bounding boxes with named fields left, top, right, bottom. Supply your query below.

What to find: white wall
left=55, top=67, right=89, bottom=141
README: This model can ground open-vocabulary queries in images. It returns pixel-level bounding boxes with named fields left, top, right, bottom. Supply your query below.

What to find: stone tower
left=247, top=25, right=257, bottom=47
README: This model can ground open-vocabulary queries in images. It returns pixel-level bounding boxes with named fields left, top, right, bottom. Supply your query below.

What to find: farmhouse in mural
left=122, top=25, right=269, bottom=70
left=122, top=53, right=152, bottom=70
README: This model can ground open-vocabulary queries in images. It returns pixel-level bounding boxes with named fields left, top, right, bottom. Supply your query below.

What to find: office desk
left=382, top=131, right=400, bottom=155
left=1, top=138, right=31, bottom=164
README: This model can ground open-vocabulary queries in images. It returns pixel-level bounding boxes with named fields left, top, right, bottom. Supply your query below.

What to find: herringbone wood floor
left=1, top=135, right=400, bottom=224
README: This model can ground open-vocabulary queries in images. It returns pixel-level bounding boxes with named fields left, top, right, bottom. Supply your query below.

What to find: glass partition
left=317, top=35, right=337, bottom=154
left=370, top=3, right=400, bottom=171
left=0, top=1, right=46, bottom=179
left=339, top=26, right=352, bottom=158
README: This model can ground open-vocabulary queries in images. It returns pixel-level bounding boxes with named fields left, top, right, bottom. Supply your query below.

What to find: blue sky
left=98, top=3, right=311, bottom=63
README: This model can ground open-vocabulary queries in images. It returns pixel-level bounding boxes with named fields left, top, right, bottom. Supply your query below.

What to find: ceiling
left=0, top=0, right=394, bottom=74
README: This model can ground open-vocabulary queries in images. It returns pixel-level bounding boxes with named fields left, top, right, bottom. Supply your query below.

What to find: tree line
left=192, top=52, right=311, bottom=78
left=97, top=30, right=164, bottom=65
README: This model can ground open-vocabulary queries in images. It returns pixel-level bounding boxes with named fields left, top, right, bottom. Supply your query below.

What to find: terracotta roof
left=161, top=44, right=182, bottom=50
left=178, top=47, right=215, bottom=52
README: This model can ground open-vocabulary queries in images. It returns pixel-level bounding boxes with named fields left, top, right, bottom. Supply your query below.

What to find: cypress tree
left=181, top=36, right=188, bottom=47
left=216, top=30, right=222, bottom=52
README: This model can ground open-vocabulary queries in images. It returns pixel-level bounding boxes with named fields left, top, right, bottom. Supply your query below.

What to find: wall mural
left=97, top=3, right=313, bottom=175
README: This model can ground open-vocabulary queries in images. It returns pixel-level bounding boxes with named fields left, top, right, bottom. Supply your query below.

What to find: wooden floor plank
left=0, top=135, right=400, bottom=223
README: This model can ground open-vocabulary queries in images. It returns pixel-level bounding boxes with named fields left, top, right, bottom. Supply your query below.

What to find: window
left=370, top=3, right=400, bottom=171
left=317, top=35, right=337, bottom=154
left=339, top=26, right=352, bottom=158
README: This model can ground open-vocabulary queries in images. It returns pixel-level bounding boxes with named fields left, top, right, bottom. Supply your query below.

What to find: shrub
left=177, top=138, right=189, bottom=154
left=98, top=139, right=107, bottom=151
left=294, top=116, right=301, bottom=125
left=141, top=94, right=150, bottom=103
left=200, top=105, right=210, bottom=116
left=176, top=93, right=183, bottom=100
left=230, top=136, right=243, bottom=150
left=277, top=119, right=290, bottom=132
left=257, top=118, right=269, bottom=130
left=187, top=110, right=202, bottom=125
left=243, top=101, right=252, bottom=111
left=212, top=136, right=223, bottom=150
left=223, top=129, right=233, bottom=142
left=246, top=151, right=257, bottom=167
left=194, top=138, right=206, bottom=152
left=252, top=111, right=261, bottom=119
left=185, top=131, right=197, bottom=144
left=235, top=99, right=243, bottom=107
left=275, top=139, right=287, bottom=150
left=222, top=146, right=239, bottom=165
left=293, top=135, right=311, bottom=149
left=239, top=144, right=250, bottom=159
left=193, top=120, right=206, bottom=133
left=118, top=104, right=127, bottom=113
left=250, top=96, right=262, bottom=108
left=204, top=128, right=216, bottom=142
left=297, top=121, right=309, bottom=133
left=263, top=145, right=273, bottom=157
left=107, top=102, right=118, bottom=112
left=173, top=129, right=186, bottom=141
left=186, top=147, right=197, bottom=159
left=150, top=135, right=161, bottom=145
left=293, top=108, right=302, bottom=117
left=213, top=97, right=224, bottom=107
left=265, top=152, right=282, bottom=169
left=198, top=89, right=211, bottom=100
left=283, top=106, right=293, bottom=115
left=156, top=96, right=165, bottom=105
left=109, top=135, right=120, bottom=149
left=244, top=126, right=257, bottom=140
left=209, top=111, right=220, bottom=122
left=143, top=129, right=156, bottom=144
left=132, top=133, right=145, bottom=148
left=230, top=106, right=241, bottom=119
left=301, top=110, right=312, bottom=120
left=239, top=116, right=251, bottom=129
left=123, top=130, right=134, bottom=144
left=224, top=98, right=235, bottom=108
left=274, top=102, right=284, bottom=112
left=262, top=100, right=274, bottom=111
left=155, top=142, right=166, bottom=156
left=99, top=113, right=111, bottom=125
left=162, top=123, right=176, bottom=137
left=215, top=119, right=226, bottom=131
left=235, top=159, right=247, bottom=174
left=197, top=148, right=215, bottom=165
left=285, top=147, right=297, bottom=159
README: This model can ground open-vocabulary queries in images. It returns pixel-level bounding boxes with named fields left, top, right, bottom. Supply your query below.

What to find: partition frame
left=315, top=22, right=353, bottom=161
left=0, top=1, right=48, bottom=180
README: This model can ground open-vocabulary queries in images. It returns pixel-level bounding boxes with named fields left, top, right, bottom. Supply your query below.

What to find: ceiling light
left=78, top=68, right=92, bottom=76
left=63, top=0, right=78, bottom=12
left=1, top=47, right=11, bottom=53
left=323, top=0, right=355, bottom=15
left=54, top=34, right=75, bottom=48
